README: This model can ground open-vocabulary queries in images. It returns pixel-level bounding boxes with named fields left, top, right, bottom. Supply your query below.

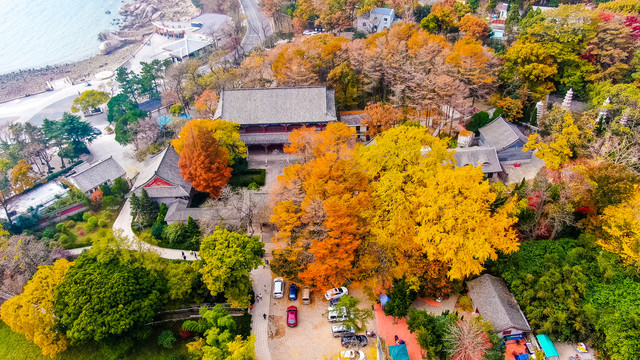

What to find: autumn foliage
left=271, top=124, right=520, bottom=290
left=271, top=123, right=370, bottom=288
left=177, top=126, right=232, bottom=198
left=362, top=102, right=404, bottom=137
left=0, top=259, right=73, bottom=358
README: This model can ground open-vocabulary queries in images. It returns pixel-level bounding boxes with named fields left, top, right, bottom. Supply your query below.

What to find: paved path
left=251, top=265, right=273, bottom=360
left=68, top=199, right=196, bottom=260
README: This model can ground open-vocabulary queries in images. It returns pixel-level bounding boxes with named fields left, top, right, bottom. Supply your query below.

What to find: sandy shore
left=0, top=0, right=199, bottom=103
left=0, top=44, right=141, bottom=102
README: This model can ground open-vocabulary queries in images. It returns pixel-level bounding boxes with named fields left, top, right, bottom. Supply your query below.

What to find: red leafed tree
left=178, top=128, right=232, bottom=198
left=91, top=189, right=103, bottom=207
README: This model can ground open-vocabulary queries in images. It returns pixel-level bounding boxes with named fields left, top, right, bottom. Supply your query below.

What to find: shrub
left=151, top=221, right=166, bottom=239
left=42, top=227, right=56, bottom=239
left=97, top=228, right=108, bottom=237
left=158, top=330, right=177, bottom=349
left=102, top=195, right=116, bottom=208
left=247, top=182, right=260, bottom=190
left=66, top=220, right=76, bottom=228
left=169, top=104, right=184, bottom=116
left=82, top=212, right=92, bottom=221
left=59, top=234, right=71, bottom=245
left=99, top=219, right=108, bottom=228
left=457, top=295, right=473, bottom=312
left=77, top=228, right=86, bottom=237
left=86, top=217, right=99, bottom=231
left=56, top=223, right=69, bottom=234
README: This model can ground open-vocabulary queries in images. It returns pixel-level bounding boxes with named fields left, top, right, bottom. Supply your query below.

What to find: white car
left=340, top=350, right=366, bottom=360
left=273, top=277, right=284, bottom=298
left=325, top=287, right=348, bottom=301
left=303, top=30, right=318, bottom=35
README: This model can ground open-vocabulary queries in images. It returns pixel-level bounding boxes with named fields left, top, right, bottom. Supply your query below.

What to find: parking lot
left=267, top=283, right=378, bottom=360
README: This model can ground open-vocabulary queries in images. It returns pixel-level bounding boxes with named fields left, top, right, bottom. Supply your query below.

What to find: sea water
left=0, top=0, right=125, bottom=75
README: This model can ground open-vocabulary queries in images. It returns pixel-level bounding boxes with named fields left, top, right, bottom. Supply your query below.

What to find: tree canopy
left=199, top=228, right=264, bottom=307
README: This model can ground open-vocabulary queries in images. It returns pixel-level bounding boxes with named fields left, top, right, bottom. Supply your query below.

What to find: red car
left=287, top=306, right=298, bottom=327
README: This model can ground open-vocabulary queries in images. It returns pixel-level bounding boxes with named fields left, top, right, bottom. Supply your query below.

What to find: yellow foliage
left=598, top=186, right=640, bottom=264
left=359, top=126, right=519, bottom=280
left=0, top=259, right=73, bottom=358
left=525, top=111, right=582, bottom=170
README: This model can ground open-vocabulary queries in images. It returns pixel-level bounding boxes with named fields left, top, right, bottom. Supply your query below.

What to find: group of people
left=394, top=335, right=405, bottom=345
left=180, top=250, right=198, bottom=260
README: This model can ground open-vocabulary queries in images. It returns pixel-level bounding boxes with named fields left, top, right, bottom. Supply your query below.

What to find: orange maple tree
left=178, top=128, right=232, bottom=198
left=362, top=102, right=404, bottom=137
left=194, top=89, right=219, bottom=119
left=271, top=123, right=370, bottom=289
left=90, top=189, right=103, bottom=207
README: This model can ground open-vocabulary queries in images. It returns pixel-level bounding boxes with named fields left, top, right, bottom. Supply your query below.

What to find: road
left=239, top=0, right=273, bottom=53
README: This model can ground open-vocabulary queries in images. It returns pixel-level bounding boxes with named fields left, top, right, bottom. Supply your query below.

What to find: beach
left=0, top=0, right=199, bottom=102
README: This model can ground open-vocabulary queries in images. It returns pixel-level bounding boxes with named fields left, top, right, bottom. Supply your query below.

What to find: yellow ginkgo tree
left=359, top=125, right=520, bottom=281
left=0, top=259, right=73, bottom=358
left=524, top=110, right=583, bottom=170
left=598, top=186, right=640, bottom=264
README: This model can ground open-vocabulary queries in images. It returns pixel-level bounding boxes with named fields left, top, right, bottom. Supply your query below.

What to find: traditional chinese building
left=131, top=146, right=192, bottom=206
left=213, top=86, right=337, bottom=152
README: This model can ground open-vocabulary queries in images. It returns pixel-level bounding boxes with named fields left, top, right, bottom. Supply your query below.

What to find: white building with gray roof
left=214, top=86, right=336, bottom=151
left=68, top=157, right=126, bottom=194
left=357, top=8, right=396, bottom=34
left=467, top=274, right=532, bottom=338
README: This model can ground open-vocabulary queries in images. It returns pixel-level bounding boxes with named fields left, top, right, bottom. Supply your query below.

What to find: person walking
left=263, top=313, right=267, bottom=320
left=181, top=251, right=184, bottom=257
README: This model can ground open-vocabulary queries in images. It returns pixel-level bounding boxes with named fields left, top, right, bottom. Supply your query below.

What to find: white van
left=327, top=306, right=349, bottom=323
left=331, top=324, right=355, bottom=337
left=273, top=277, right=284, bottom=298
left=302, top=287, right=311, bottom=305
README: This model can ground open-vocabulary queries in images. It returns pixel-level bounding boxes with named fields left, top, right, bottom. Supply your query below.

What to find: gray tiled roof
left=165, top=199, right=208, bottom=222
left=240, top=132, right=291, bottom=145
left=132, top=146, right=192, bottom=198
left=467, top=274, right=531, bottom=333
left=370, top=7, right=394, bottom=16
left=452, top=147, right=502, bottom=174
left=214, top=86, right=337, bottom=125
left=479, top=117, right=528, bottom=152
left=340, top=112, right=368, bottom=126
left=69, top=157, right=125, bottom=193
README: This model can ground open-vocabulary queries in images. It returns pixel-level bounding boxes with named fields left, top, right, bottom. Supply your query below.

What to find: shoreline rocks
left=0, top=0, right=200, bottom=102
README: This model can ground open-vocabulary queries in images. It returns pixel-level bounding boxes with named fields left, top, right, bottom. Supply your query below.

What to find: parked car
left=341, top=335, right=368, bottom=348
left=286, top=305, right=298, bottom=327
left=331, top=324, right=355, bottom=338
left=329, top=298, right=340, bottom=307
left=302, top=287, right=311, bottom=305
left=303, top=30, right=318, bottom=35
left=273, top=277, right=284, bottom=298
left=340, top=350, right=366, bottom=360
left=92, top=127, right=102, bottom=135
left=289, top=283, right=299, bottom=301
left=327, top=306, right=349, bottom=323
left=325, top=287, right=348, bottom=301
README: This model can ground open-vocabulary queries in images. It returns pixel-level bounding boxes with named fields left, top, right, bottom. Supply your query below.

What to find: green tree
left=139, top=59, right=171, bottom=99
left=42, top=113, right=96, bottom=165
left=335, top=295, right=374, bottom=333
left=328, top=61, right=363, bottom=110
left=70, top=90, right=110, bottom=113
left=199, top=228, right=264, bottom=307
left=107, top=93, right=137, bottom=123
left=383, top=277, right=418, bottom=319
left=158, top=330, right=177, bottom=349
left=407, top=309, right=458, bottom=360
left=111, top=177, right=130, bottom=197
left=116, top=67, right=142, bottom=102
left=130, top=188, right=159, bottom=230
left=54, top=254, right=165, bottom=343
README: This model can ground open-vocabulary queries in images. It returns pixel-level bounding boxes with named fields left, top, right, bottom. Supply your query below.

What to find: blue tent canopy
left=515, top=354, right=530, bottom=360
left=536, top=334, right=559, bottom=358
left=389, top=344, right=410, bottom=360
left=379, top=294, right=390, bottom=307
